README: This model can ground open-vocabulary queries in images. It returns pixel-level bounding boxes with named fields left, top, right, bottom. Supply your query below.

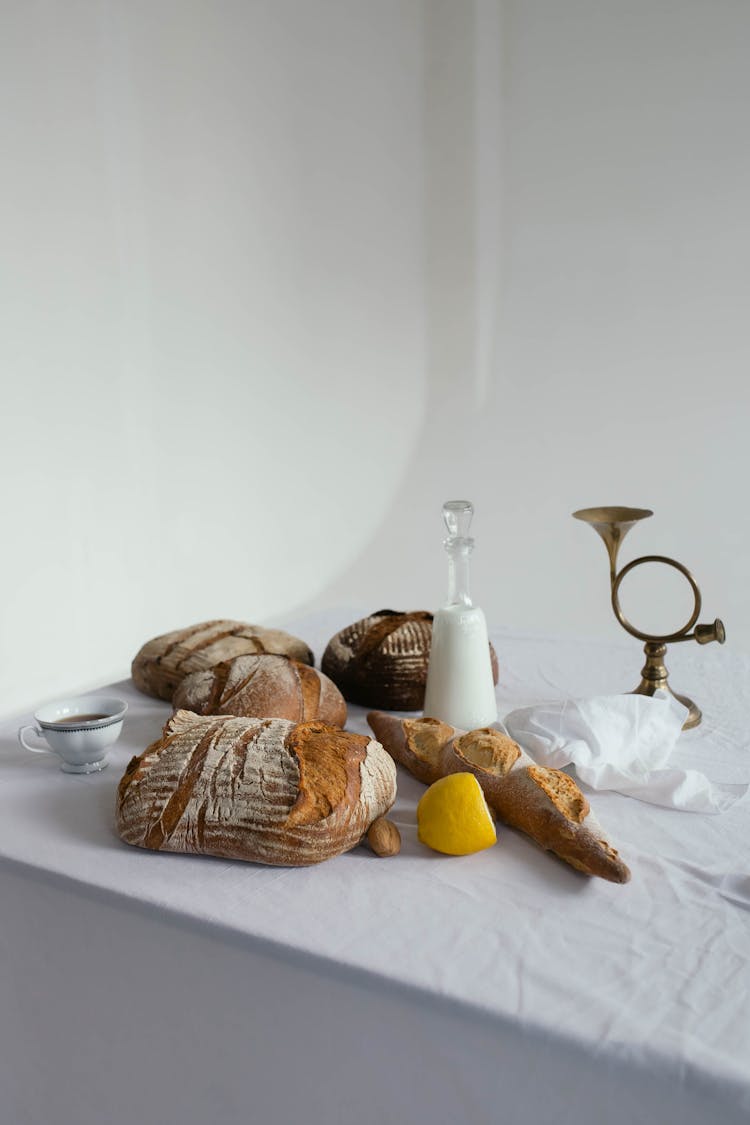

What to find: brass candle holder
left=572, top=506, right=725, bottom=730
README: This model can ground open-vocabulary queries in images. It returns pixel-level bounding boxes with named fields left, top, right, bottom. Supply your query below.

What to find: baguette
left=132, top=619, right=314, bottom=702
left=116, top=711, right=396, bottom=866
left=368, top=712, right=630, bottom=883
left=172, top=654, right=347, bottom=727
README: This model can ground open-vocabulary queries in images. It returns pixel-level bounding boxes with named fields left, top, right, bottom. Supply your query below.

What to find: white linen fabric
left=1, top=610, right=749, bottom=1125
left=503, top=691, right=749, bottom=812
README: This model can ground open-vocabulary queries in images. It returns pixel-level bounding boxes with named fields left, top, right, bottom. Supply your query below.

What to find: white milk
left=423, top=500, right=498, bottom=731
left=423, top=603, right=498, bottom=730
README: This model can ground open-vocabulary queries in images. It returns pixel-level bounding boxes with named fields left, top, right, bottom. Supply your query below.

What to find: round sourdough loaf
left=132, top=619, right=314, bottom=702
left=322, top=610, right=499, bottom=711
left=172, top=654, right=347, bottom=727
left=116, top=711, right=397, bottom=866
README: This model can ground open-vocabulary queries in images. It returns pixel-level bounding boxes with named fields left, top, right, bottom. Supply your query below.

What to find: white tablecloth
left=1, top=610, right=749, bottom=1125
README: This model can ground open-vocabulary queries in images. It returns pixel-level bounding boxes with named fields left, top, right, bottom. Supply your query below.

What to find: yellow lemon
left=417, top=772, right=497, bottom=855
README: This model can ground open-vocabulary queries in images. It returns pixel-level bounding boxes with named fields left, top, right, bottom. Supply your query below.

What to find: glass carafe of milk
left=423, top=500, right=498, bottom=730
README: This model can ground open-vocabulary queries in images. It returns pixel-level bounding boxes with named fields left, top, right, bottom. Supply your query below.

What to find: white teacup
left=18, top=695, right=128, bottom=774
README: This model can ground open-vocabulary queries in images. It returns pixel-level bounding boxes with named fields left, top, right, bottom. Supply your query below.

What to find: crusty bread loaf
left=172, top=654, right=347, bottom=727
left=322, top=610, right=499, bottom=711
left=132, top=620, right=314, bottom=702
left=368, top=712, right=630, bottom=883
left=116, top=711, right=396, bottom=866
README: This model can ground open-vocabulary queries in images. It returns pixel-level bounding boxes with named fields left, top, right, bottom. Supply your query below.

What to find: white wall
left=2, top=0, right=748, bottom=714
left=0, top=0, right=426, bottom=712
left=312, top=0, right=750, bottom=661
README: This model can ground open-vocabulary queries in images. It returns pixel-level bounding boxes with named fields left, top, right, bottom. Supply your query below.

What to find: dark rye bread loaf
left=116, top=711, right=397, bottom=866
left=367, top=712, right=630, bottom=884
left=132, top=619, right=314, bottom=702
left=322, top=610, right=499, bottom=711
left=172, top=654, right=347, bottom=728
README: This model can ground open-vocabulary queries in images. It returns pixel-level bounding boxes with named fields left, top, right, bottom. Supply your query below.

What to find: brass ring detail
left=611, top=555, right=702, bottom=643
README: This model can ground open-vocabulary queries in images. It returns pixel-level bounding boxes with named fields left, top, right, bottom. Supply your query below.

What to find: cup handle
left=18, top=725, right=52, bottom=754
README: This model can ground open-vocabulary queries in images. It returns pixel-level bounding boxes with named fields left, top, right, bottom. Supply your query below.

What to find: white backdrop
left=2, top=0, right=748, bottom=713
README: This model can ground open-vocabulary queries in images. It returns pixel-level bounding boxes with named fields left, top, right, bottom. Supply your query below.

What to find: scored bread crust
left=116, top=711, right=397, bottom=866
left=131, top=619, right=314, bottom=702
left=322, top=610, right=499, bottom=711
left=172, top=654, right=347, bottom=728
left=368, top=711, right=630, bottom=884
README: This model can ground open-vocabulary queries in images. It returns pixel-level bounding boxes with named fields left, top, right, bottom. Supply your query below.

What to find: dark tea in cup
left=53, top=714, right=109, bottom=724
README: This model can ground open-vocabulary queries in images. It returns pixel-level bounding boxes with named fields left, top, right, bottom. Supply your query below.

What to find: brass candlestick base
left=573, top=506, right=725, bottom=731
left=633, top=642, right=702, bottom=729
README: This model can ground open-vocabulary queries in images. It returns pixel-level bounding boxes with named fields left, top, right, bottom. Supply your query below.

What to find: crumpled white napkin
left=502, top=692, right=748, bottom=813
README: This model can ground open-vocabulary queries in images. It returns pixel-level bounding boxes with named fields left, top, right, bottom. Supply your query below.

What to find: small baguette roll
left=132, top=619, right=314, bottom=702
left=368, top=712, right=630, bottom=884
left=116, top=711, right=397, bottom=867
left=172, top=654, right=347, bottom=727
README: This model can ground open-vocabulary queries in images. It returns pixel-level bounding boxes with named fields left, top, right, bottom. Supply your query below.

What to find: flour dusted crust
left=493, top=766, right=626, bottom=880
left=322, top=610, right=500, bottom=711
left=368, top=713, right=630, bottom=884
left=116, top=712, right=397, bottom=867
left=131, top=620, right=314, bottom=702
left=399, top=716, right=455, bottom=785
left=172, top=654, right=347, bottom=727
left=453, top=729, right=521, bottom=779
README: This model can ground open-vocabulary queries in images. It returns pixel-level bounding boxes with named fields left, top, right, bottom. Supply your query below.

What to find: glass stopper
left=443, top=500, right=474, bottom=546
